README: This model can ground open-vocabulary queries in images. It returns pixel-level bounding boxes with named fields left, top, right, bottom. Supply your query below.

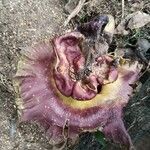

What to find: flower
left=14, top=15, right=141, bottom=148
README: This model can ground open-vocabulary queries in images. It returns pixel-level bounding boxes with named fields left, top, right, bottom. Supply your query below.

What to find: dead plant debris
left=115, top=11, right=150, bottom=35
left=64, top=0, right=86, bottom=26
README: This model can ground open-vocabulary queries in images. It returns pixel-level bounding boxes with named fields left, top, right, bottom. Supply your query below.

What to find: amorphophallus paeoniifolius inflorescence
left=14, top=15, right=142, bottom=149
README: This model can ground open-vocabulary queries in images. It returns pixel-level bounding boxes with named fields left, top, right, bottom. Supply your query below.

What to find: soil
left=0, top=0, right=149, bottom=150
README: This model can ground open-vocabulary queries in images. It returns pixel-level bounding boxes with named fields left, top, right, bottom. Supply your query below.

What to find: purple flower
left=14, top=15, right=141, bottom=148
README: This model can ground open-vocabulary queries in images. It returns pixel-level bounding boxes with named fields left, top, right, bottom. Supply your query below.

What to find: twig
left=127, top=119, right=136, bottom=131
left=122, top=0, right=125, bottom=18
left=138, top=64, right=150, bottom=79
left=64, top=0, right=86, bottom=26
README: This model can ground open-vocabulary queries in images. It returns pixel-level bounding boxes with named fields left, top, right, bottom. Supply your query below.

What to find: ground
left=0, top=0, right=149, bottom=150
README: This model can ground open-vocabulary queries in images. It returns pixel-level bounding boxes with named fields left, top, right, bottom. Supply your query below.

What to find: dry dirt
left=0, top=0, right=150, bottom=150
left=0, top=0, right=66, bottom=149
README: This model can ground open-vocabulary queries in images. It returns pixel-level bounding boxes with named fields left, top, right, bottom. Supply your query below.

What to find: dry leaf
left=137, top=38, right=150, bottom=52
left=128, top=11, right=150, bottom=29
left=115, top=11, right=150, bottom=35
left=128, top=0, right=144, bottom=12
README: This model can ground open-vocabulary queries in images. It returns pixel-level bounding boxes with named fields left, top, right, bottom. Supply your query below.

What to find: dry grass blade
left=122, top=0, right=125, bottom=18
left=64, top=0, right=86, bottom=26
